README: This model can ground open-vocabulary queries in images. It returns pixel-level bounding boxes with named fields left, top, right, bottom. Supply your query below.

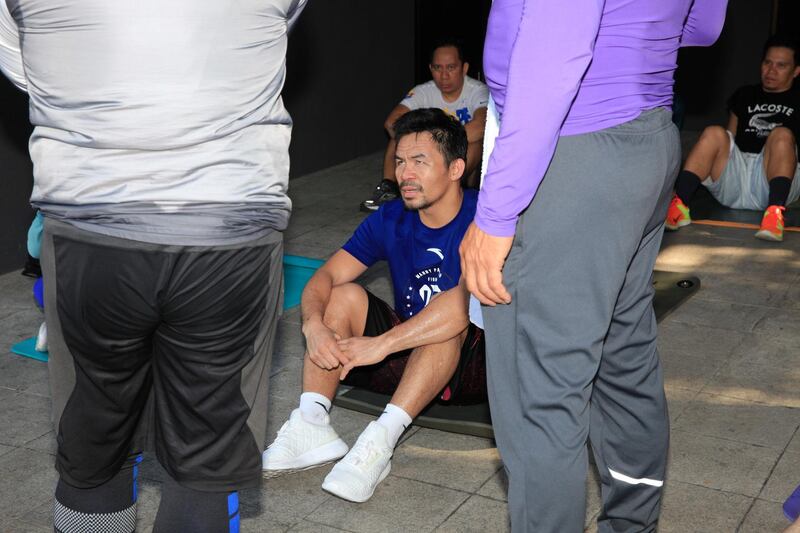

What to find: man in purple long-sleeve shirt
left=459, top=1, right=727, bottom=531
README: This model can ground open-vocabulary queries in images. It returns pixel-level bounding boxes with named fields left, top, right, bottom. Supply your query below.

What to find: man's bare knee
left=322, top=283, right=368, bottom=333
left=763, top=127, right=798, bottom=178
left=698, top=125, right=729, bottom=147
left=685, top=125, right=731, bottom=180
left=765, top=126, right=796, bottom=149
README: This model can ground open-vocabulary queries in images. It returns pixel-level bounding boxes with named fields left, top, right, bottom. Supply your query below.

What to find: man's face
left=761, top=46, right=800, bottom=93
left=429, top=46, right=468, bottom=97
left=395, top=132, right=457, bottom=211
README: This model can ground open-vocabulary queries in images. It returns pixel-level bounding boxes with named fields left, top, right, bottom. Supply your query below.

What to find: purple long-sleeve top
left=477, top=0, right=729, bottom=237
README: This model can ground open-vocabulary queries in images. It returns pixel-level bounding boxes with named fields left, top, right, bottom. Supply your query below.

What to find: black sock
left=767, top=177, right=792, bottom=207
left=153, top=475, right=239, bottom=533
left=674, top=170, right=702, bottom=205
left=54, top=453, right=141, bottom=533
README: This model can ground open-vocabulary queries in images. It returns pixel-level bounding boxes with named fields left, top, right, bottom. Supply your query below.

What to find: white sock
left=299, top=392, right=331, bottom=426
left=376, top=403, right=412, bottom=447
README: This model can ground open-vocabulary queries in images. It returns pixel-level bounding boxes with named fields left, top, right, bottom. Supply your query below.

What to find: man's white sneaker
left=262, top=409, right=348, bottom=478
left=321, top=421, right=393, bottom=503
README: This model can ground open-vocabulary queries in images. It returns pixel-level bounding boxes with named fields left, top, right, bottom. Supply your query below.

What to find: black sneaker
left=21, top=253, right=41, bottom=278
left=360, top=179, right=399, bottom=212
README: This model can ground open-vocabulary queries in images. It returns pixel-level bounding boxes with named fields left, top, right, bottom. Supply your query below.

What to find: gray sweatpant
left=483, top=108, right=678, bottom=533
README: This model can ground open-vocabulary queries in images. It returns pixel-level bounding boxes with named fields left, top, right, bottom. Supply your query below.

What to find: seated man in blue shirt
left=263, top=108, right=485, bottom=502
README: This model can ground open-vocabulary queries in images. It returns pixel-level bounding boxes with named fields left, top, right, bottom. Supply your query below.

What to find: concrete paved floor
left=1, top=149, right=799, bottom=532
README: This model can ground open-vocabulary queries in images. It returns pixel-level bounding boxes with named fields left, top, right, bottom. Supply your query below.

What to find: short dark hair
left=393, top=108, right=468, bottom=169
left=429, top=38, right=467, bottom=64
left=763, top=35, right=799, bottom=65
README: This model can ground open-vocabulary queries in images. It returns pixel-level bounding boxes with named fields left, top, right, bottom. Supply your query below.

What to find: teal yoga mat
left=10, top=337, right=48, bottom=362
left=283, top=254, right=324, bottom=310
left=10, top=255, right=325, bottom=362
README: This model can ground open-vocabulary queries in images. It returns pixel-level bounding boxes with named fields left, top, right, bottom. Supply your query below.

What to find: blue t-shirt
left=343, top=189, right=477, bottom=320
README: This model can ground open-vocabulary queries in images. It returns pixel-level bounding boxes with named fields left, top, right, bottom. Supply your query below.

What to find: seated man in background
left=264, top=108, right=486, bottom=502
left=667, top=35, right=800, bottom=241
left=360, top=39, right=489, bottom=211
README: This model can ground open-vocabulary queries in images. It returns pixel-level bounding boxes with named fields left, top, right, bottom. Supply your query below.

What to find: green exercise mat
left=652, top=270, right=700, bottom=322
left=335, top=387, right=494, bottom=439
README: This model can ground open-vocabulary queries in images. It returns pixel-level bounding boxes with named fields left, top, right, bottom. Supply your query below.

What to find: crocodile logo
left=748, top=112, right=783, bottom=137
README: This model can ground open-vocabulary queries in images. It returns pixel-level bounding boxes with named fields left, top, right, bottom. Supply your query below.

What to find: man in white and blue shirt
left=360, top=39, right=489, bottom=211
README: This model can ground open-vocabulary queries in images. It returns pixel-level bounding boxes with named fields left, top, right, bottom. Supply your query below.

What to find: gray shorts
left=703, top=130, right=800, bottom=210
left=42, top=218, right=283, bottom=491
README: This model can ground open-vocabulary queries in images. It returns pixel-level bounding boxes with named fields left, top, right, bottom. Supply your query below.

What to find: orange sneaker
left=754, top=205, right=785, bottom=242
left=665, top=195, right=691, bottom=231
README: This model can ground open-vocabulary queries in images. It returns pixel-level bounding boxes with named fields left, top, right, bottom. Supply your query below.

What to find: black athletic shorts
left=342, top=290, right=487, bottom=405
left=42, top=219, right=283, bottom=492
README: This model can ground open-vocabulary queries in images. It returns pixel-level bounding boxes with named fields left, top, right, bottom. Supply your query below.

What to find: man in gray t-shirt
left=360, top=40, right=489, bottom=211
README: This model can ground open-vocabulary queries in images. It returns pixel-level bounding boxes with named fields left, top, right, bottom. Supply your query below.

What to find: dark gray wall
left=775, top=0, right=800, bottom=40
left=283, top=1, right=415, bottom=178
left=0, top=80, right=34, bottom=274
left=413, top=0, right=492, bottom=84
left=676, top=0, right=773, bottom=130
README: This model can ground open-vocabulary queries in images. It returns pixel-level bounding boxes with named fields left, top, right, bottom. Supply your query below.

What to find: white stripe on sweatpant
left=608, top=468, right=664, bottom=487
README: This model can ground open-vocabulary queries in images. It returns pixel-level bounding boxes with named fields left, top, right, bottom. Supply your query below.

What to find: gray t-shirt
left=0, top=0, right=307, bottom=245
left=401, top=76, right=489, bottom=125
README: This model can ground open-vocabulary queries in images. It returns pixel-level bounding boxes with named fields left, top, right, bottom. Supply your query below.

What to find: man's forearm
left=385, top=105, right=411, bottom=139
left=464, top=116, right=486, bottom=144
left=300, top=270, right=335, bottom=330
left=465, top=141, right=482, bottom=178
left=380, top=284, right=469, bottom=354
